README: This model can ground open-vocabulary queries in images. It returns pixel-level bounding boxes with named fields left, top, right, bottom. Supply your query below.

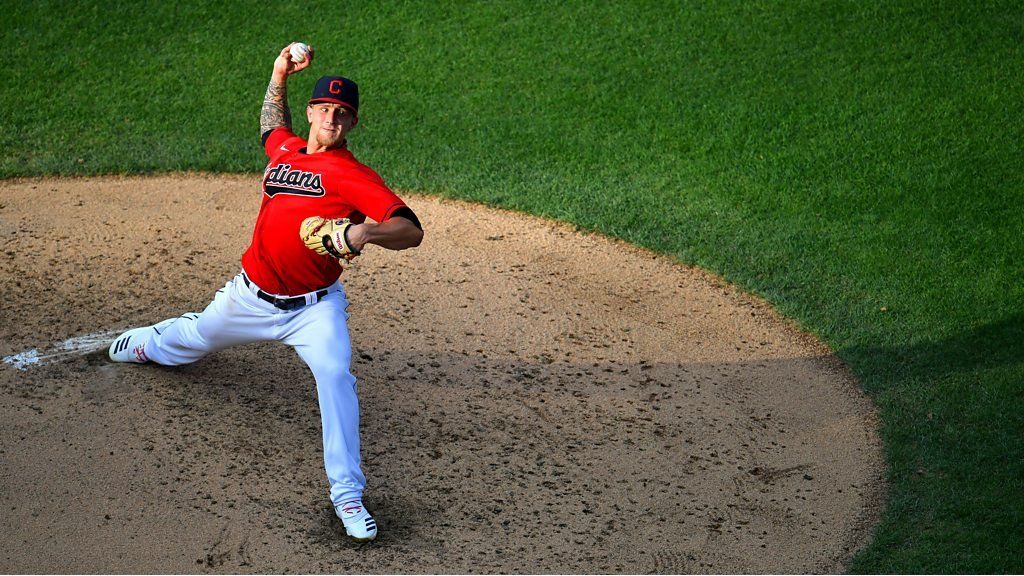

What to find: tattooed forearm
left=260, top=79, right=291, bottom=134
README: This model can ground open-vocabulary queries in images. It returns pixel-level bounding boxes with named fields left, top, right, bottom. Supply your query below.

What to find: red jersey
left=241, top=127, right=408, bottom=295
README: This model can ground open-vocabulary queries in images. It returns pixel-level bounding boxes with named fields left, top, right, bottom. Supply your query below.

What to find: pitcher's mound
left=0, top=175, right=883, bottom=573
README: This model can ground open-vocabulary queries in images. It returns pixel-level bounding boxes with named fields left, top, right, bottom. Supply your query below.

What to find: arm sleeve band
left=388, top=206, right=422, bottom=230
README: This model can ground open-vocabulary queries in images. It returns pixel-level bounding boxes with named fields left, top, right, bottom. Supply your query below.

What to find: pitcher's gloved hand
left=300, top=216, right=361, bottom=261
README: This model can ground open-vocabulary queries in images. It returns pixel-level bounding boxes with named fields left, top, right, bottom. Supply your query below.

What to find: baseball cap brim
left=309, top=97, right=357, bottom=113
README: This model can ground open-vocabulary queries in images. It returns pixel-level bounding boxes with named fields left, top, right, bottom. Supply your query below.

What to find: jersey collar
left=300, top=140, right=350, bottom=156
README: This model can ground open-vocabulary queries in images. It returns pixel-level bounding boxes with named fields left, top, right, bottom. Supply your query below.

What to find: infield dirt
left=0, top=175, right=884, bottom=573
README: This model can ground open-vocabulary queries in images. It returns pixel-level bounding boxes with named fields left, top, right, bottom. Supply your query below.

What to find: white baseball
left=290, top=43, right=311, bottom=64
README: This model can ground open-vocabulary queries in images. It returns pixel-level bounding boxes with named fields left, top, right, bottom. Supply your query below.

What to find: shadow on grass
left=841, top=313, right=1024, bottom=573
left=842, top=313, right=1024, bottom=390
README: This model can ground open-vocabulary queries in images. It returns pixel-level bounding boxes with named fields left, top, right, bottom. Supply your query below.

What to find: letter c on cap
left=329, top=79, right=344, bottom=94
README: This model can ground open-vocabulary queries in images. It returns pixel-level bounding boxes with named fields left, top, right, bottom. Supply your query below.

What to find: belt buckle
left=277, top=297, right=300, bottom=311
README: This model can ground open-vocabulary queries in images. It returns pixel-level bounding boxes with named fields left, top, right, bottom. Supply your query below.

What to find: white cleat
left=335, top=500, right=377, bottom=542
left=108, top=318, right=179, bottom=363
left=108, top=327, right=152, bottom=363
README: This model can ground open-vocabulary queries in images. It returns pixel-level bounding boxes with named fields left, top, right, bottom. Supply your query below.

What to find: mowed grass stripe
left=2, top=1, right=1022, bottom=572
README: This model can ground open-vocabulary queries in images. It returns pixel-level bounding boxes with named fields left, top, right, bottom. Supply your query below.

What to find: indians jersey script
left=241, top=127, right=408, bottom=295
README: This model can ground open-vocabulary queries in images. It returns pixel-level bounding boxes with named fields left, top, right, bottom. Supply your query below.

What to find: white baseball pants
left=141, top=272, right=365, bottom=507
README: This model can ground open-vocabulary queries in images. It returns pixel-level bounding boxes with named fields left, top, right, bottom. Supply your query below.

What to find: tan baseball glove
left=300, top=216, right=361, bottom=261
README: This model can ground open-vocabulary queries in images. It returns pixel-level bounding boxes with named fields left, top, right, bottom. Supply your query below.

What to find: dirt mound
left=0, top=176, right=883, bottom=573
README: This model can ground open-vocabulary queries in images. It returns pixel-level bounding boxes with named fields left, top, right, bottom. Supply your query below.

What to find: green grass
left=3, top=0, right=1023, bottom=571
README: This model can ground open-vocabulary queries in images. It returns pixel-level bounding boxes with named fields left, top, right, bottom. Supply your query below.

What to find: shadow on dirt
left=0, top=342, right=883, bottom=573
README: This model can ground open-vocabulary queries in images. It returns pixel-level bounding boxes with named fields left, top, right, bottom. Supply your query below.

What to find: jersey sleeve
left=346, top=167, right=409, bottom=223
left=263, top=127, right=304, bottom=160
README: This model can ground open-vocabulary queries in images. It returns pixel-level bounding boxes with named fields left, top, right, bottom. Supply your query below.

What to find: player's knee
left=314, top=357, right=353, bottom=382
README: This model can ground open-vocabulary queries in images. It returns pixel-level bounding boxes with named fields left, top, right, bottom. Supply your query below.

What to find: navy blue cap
left=309, top=75, right=359, bottom=113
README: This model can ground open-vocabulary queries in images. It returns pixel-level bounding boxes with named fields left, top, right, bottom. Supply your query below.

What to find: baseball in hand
left=290, top=43, right=312, bottom=64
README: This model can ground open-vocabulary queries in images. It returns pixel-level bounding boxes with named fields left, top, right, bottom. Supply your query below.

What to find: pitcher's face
left=307, top=103, right=357, bottom=150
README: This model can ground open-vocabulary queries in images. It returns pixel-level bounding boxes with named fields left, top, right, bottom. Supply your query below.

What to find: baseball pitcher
left=108, top=42, right=424, bottom=542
